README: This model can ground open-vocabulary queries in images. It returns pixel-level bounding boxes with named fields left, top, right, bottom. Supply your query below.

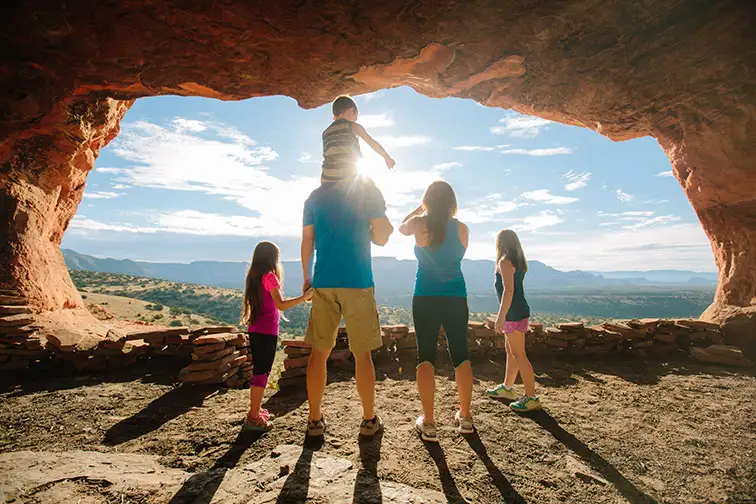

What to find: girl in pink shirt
left=240, top=241, right=312, bottom=432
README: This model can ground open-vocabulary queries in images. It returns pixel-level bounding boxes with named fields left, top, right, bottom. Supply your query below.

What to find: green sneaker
left=510, top=395, right=542, bottom=413
left=486, top=383, right=518, bottom=400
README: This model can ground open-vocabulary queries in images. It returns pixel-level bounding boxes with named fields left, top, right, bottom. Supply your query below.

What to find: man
left=301, top=175, right=393, bottom=438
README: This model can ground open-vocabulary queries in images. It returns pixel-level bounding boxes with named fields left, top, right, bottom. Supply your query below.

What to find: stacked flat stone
left=0, top=289, right=45, bottom=371
left=278, top=328, right=353, bottom=388
left=179, top=328, right=250, bottom=386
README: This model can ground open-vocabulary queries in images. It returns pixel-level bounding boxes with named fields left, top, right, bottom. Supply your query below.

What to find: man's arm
left=352, top=123, right=395, bottom=168
left=370, top=216, right=393, bottom=246
left=301, top=224, right=315, bottom=291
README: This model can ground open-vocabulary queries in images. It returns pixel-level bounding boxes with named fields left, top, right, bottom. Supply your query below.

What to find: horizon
left=62, top=248, right=717, bottom=275
left=62, top=87, right=716, bottom=272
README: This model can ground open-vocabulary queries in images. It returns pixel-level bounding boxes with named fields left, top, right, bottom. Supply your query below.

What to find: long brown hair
left=496, top=229, right=528, bottom=272
left=240, top=241, right=283, bottom=325
left=422, top=181, right=458, bottom=249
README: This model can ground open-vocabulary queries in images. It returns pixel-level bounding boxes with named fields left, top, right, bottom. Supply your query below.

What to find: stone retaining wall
left=2, top=291, right=752, bottom=388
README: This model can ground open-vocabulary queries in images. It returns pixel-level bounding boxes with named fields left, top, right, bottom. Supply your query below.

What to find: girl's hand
left=303, top=287, right=314, bottom=301
left=494, top=315, right=506, bottom=335
left=385, top=156, right=396, bottom=170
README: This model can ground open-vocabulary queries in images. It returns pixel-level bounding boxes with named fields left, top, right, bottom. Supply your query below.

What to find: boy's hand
left=385, top=156, right=396, bottom=170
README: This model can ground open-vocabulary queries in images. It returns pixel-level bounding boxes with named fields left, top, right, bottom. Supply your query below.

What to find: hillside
left=80, top=291, right=218, bottom=327
left=63, top=249, right=718, bottom=294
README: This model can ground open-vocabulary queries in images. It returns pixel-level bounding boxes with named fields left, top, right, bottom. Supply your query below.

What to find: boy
left=321, top=95, right=395, bottom=182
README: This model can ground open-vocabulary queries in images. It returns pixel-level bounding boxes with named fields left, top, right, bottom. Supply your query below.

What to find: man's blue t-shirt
left=303, top=178, right=386, bottom=289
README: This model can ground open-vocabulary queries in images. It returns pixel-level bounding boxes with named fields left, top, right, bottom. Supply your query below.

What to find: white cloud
left=616, top=189, right=634, bottom=202
left=95, top=167, right=126, bottom=174
left=69, top=217, right=159, bottom=234
left=432, top=162, right=462, bottom=171
left=457, top=193, right=522, bottom=224
left=453, top=145, right=497, bottom=152
left=112, top=184, right=130, bottom=190
left=491, top=114, right=552, bottom=138
left=374, top=135, right=433, bottom=147
left=523, top=223, right=714, bottom=271
left=101, top=118, right=317, bottom=237
left=512, top=211, right=564, bottom=232
left=356, top=91, right=384, bottom=102
left=172, top=118, right=207, bottom=133
left=655, top=170, right=674, bottom=177
left=298, top=151, right=315, bottom=163
left=520, top=189, right=579, bottom=205
left=359, top=113, right=394, bottom=129
left=83, top=191, right=121, bottom=200
left=501, top=147, right=574, bottom=156
left=622, top=215, right=681, bottom=230
left=598, top=211, right=654, bottom=217
left=563, top=170, right=591, bottom=191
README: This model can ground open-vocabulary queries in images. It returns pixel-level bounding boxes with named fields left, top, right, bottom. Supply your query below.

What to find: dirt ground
left=1, top=355, right=755, bottom=504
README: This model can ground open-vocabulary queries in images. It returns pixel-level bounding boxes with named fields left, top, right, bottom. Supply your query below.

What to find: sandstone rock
left=0, top=359, right=29, bottom=371
left=190, top=325, right=236, bottom=336
left=165, top=333, right=191, bottom=345
left=192, top=346, right=234, bottom=362
left=557, top=322, right=584, bottom=330
left=125, top=327, right=189, bottom=342
left=191, top=342, right=226, bottom=355
left=0, top=295, right=26, bottom=306
left=281, top=339, right=311, bottom=348
left=193, top=332, right=238, bottom=345
left=0, top=306, right=31, bottom=316
left=676, top=319, right=720, bottom=331
left=284, top=346, right=311, bottom=357
left=0, top=314, right=35, bottom=328
left=284, top=356, right=310, bottom=370
left=654, top=332, right=677, bottom=344
left=691, top=346, right=752, bottom=367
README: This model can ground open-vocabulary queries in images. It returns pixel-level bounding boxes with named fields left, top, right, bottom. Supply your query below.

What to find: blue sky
left=64, top=87, right=715, bottom=272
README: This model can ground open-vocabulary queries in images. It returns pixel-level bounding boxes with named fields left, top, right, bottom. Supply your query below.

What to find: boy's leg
left=305, top=288, right=340, bottom=422
left=340, top=288, right=382, bottom=421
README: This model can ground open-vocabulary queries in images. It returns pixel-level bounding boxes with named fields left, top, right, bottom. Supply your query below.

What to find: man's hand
left=385, top=156, right=396, bottom=170
left=302, top=278, right=312, bottom=294
left=303, top=287, right=314, bottom=301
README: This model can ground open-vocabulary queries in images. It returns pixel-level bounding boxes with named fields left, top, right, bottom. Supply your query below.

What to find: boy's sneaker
left=415, top=416, right=438, bottom=443
left=359, top=414, right=384, bottom=437
left=486, top=383, right=518, bottom=400
left=510, top=395, right=542, bottom=413
left=454, top=410, right=475, bottom=435
left=307, top=416, right=327, bottom=437
left=243, top=413, right=272, bottom=432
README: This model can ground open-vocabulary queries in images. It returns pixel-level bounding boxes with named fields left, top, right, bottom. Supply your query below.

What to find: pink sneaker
left=243, top=412, right=272, bottom=432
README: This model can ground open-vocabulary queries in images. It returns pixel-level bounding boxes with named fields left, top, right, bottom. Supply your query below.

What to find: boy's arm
left=352, top=123, right=395, bottom=168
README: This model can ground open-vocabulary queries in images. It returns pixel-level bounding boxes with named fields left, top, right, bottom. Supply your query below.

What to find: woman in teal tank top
left=399, top=181, right=475, bottom=441
left=486, top=229, right=542, bottom=413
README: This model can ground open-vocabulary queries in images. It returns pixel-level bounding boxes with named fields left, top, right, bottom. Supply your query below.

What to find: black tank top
left=495, top=268, right=530, bottom=321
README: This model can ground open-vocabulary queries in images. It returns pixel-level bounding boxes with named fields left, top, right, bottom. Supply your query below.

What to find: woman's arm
left=270, top=287, right=312, bottom=311
left=494, top=258, right=515, bottom=334
left=399, top=205, right=424, bottom=236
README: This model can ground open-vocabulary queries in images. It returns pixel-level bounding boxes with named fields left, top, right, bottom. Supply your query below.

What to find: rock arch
left=1, top=1, right=754, bottom=347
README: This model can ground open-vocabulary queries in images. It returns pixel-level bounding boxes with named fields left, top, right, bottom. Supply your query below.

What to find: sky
left=63, top=87, right=715, bottom=272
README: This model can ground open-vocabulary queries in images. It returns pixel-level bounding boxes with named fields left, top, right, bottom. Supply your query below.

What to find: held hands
left=303, top=287, right=314, bottom=302
left=494, top=314, right=507, bottom=335
left=384, top=156, right=396, bottom=170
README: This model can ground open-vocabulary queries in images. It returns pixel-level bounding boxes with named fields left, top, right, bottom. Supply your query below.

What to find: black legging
left=248, top=332, right=278, bottom=386
left=412, top=296, right=469, bottom=367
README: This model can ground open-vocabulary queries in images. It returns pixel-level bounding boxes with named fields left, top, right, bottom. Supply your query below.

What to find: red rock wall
left=0, top=1, right=754, bottom=343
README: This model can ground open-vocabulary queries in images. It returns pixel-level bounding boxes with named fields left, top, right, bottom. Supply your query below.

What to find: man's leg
left=341, top=288, right=383, bottom=422
left=304, top=288, right=340, bottom=423
left=353, top=350, right=376, bottom=420
left=307, top=347, right=332, bottom=422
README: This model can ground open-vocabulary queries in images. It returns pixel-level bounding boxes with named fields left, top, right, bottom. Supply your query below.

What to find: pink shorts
left=504, top=318, right=529, bottom=334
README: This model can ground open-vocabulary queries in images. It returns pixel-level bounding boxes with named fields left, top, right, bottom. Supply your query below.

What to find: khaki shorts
left=305, top=287, right=382, bottom=355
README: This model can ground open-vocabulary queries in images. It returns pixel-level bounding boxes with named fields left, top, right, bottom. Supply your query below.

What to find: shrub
left=169, top=320, right=183, bottom=327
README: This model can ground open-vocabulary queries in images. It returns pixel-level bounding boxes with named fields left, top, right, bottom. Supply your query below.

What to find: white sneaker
left=415, top=415, right=438, bottom=442
left=454, top=410, right=474, bottom=435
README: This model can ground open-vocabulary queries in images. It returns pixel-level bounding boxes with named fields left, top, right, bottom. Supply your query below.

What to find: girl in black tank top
left=486, top=229, right=542, bottom=413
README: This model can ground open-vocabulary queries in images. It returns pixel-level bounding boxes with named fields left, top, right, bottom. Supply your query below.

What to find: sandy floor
left=1, top=355, right=754, bottom=503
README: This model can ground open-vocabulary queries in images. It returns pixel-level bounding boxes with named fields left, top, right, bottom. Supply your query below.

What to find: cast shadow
left=526, top=410, right=658, bottom=504
left=462, top=431, right=526, bottom=504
